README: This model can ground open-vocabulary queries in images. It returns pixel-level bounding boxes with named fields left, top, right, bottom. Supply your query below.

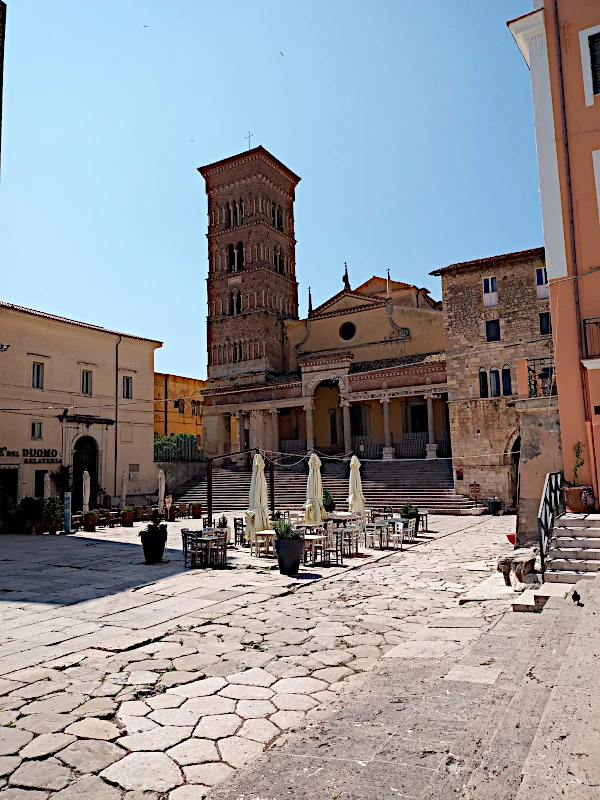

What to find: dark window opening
left=235, top=291, right=242, bottom=315
left=502, top=365, right=512, bottom=396
left=339, top=321, right=356, bottom=341
left=539, top=311, right=552, bottom=335
left=227, top=244, right=235, bottom=273
left=237, top=242, right=244, bottom=272
left=329, top=409, right=338, bottom=446
left=34, top=470, right=48, bottom=499
left=410, top=404, right=428, bottom=433
left=479, top=368, right=489, bottom=398
left=590, top=32, right=600, bottom=96
left=490, top=367, right=501, bottom=398
left=350, top=405, right=363, bottom=437
left=486, top=320, right=501, bottom=342
left=277, top=207, right=283, bottom=230
left=225, top=202, right=232, bottom=228
left=232, top=201, right=238, bottom=227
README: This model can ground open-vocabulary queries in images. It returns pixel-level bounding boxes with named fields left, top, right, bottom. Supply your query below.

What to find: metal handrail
left=537, top=471, right=563, bottom=580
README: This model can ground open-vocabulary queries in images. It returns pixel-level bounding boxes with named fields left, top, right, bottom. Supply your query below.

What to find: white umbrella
left=348, top=455, right=366, bottom=518
left=120, top=471, right=128, bottom=509
left=82, top=470, right=91, bottom=514
left=304, top=452, right=325, bottom=524
left=245, top=453, right=270, bottom=534
left=158, top=469, right=166, bottom=513
left=43, top=472, right=51, bottom=500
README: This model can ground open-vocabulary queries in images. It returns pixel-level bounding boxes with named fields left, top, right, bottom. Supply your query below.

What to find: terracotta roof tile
left=349, top=352, right=445, bottom=374
left=430, top=246, right=544, bottom=276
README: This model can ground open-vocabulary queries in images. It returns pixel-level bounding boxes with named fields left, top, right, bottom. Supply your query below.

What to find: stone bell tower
left=199, top=146, right=300, bottom=383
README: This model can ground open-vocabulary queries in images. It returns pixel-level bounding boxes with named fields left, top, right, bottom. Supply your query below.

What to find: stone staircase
left=175, top=459, right=475, bottom=514
left=544, top=512, right=600, bottom=583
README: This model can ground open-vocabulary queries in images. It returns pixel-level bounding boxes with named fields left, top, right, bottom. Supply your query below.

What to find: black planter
left=275, top=538, right=305, bottom=576
left=141, top=532, right=167, bottom=564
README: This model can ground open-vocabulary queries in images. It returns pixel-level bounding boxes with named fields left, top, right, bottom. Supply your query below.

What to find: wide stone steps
left=544, top=517, right=600, bottom=583
left=176, top=462, right=473, bottom=514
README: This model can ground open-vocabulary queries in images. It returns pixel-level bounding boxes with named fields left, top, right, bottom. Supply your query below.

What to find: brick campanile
left=198, top=146, right=301, bottom=381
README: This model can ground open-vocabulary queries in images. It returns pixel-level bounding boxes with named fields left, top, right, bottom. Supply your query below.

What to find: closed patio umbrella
left=43, top=472, right=51, bottom=500
left=245, top=452, right=270, bottom=534
left=347, top=455, right=366, bottom=518
left=158, top=469, right=166, bottom=513
left=120, top=472, right=128, bottom=509
left=82, top=470, right=90, bottom=514
left=304, top=452, right=325, bottom=524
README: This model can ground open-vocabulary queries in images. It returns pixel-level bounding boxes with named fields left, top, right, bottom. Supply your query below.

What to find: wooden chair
left=404, top=517, right=417, bottom=543
left=208, top=531, right=227, bottom=567
left=178, top=503, right=188, bottom=519
left=249, top=530, right=267, bottom=558
left=319, top=530, right=344, bottom=566
left=134, top=506, right=145, bottom=521
left=186, top=533, right=210, bottom=568
left=390, top=521, right=404, bottom=550
left=364, top=523, right=377, bottom=548
left=233, top=517, right=246, bottom=546
left=343, top=527, right=360, bottom=557
left=418, top=509, right=429, bottom=533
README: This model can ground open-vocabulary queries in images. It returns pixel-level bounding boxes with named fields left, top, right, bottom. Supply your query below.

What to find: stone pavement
left=0, top=514, right=517, bottom=799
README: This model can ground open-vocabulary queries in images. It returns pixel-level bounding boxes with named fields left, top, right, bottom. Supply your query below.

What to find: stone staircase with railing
left=175, top=458, right=475, bottom=514
left=544, top=512, right=600, bottom=583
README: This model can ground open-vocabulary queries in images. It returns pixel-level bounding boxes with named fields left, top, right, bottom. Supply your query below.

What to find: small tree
left=573, top=441, right=585, bottom=487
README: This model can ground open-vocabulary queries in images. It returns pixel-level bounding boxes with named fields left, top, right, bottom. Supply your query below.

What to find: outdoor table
left=304, top=533, right=327, bottom=564
left=256, top=530, right=276, bottom=556
left=373, top=518, right=403, bottom=549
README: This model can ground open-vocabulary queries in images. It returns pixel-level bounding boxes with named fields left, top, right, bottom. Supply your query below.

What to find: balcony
left=527, top=358, right=557, bottom=398
left=536, top=284, right=550, bottom=300
left=483, top=292, right=498, bottom=308
left=583, top=317, right=600, bottom=358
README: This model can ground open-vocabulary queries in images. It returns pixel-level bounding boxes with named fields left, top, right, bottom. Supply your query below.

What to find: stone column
left=381, top=398, right=395, bottom=461
left=341, top=401, right=352, bottom=456
left=305, top=404, right=315, bottom=451
left=270, top=409, right=279, bottom=453
left=425, top=395, right=438, bottom=459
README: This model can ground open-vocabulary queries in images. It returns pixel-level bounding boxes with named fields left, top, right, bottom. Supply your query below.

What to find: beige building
left=154, top=373, right=205, bottom=444
left=0, top=302, right=161, bottom=516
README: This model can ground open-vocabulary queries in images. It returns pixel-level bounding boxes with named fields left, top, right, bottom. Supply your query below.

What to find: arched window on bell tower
left=277, top=206, right=283, bottom=231
left=235, top=291, right=242, bottom=315
left=237, top=242, right=244, bottom=272
left=228, top=244, right=235, bottom=273
left=232, top=201, right=238, bottom=227
left=271, top=204, right=276, bottom=227
left=225, top=202, right=232, bottom=228
left=239, top=198, right=244, bottom=224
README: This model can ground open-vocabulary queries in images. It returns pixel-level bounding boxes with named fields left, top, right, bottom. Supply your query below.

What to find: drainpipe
left=551, top=0, right=587, bottom=417
left=114, top=335, right=122, bottom=496
left=164, top=374, right=168, bottom=436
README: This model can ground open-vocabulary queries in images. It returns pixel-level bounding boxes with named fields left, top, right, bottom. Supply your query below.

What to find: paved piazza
left=0, top=514, right=517, bottom=798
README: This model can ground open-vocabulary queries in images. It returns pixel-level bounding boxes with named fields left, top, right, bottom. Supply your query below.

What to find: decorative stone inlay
left=64, top=718, right=120, bottom=741
left=57, top=739, right=127, bottom=772
left=193, top=715, right=242, bottom=740
left=19, top=733, right=76, bottom=759
left=100, top=752, right=183, bottom=793
left=0, top=728, right=34, bottom=756
left=9, top=760, right=72, bottom=791
left=165, top=738, right=219, bottom=765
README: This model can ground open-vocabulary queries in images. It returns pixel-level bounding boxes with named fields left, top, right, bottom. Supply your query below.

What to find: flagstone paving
left=0, top=514, right=516, bottom=798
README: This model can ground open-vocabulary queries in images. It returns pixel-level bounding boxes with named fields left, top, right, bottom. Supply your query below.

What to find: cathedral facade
left=199, top=147, right=450, bottom=463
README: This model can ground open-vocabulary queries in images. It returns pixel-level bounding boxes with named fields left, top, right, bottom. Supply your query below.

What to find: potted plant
left=217, top=514, right=231, bottom=543
left=121, top=506, right=134, bottom=527
left=20, top=497, right=43, bottom=534
left=274, top=521, right=304, bottom=576
left=140, top=510, right=168, bottom=564
left=83, top=510, right=97, bottom=532
left=191, top=502, right=202, bottom=519
left=563, top=442, right=596, bottom=513
left=323, top=489, right=336, bottom=514
left=400, top=502, right=419, bottom=520
left=43, top=497, right=64, bottom=534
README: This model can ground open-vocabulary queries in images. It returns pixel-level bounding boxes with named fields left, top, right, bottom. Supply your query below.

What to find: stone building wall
left=432, top=248, right=553, bottom=507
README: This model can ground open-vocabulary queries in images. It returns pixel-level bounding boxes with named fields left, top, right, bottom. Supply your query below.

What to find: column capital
left=339, top=400, right=350, bottom=408
left=304, top=402, right=315, bottom=412
left=269, top=408, right=279, bottom=415
left=379, top=397, right=391, bottom=404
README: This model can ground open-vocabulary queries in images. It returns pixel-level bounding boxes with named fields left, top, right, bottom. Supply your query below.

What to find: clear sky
left=1, top=0, right=539, bottom=377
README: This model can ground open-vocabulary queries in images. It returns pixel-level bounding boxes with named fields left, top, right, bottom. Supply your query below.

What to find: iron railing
left=583, top=317, right=600, bottom=359
left=538, top=470, right=563, bottom=580
left=527, top=358, right=557, bottom=398
left=394, top=432, right=429, bottom=459
left=279, top=439, right=307, bottom=454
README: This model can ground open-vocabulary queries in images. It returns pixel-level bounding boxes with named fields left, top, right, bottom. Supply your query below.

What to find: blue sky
left=1, top=0, right=539, bottom=377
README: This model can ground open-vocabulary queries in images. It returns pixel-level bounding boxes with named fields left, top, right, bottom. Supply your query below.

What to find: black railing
left=154, top=436, right=203, bottom=461
left=583, top=317, right=600, bottom=358
left=538, top=471, right=563, bottom=580
left=527, top=358, right=557, bottom=398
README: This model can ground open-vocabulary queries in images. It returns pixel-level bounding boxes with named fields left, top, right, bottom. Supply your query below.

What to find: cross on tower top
left=245, top=131, right=254, bottom=150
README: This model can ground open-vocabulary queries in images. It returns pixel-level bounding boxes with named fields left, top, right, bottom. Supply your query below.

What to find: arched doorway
left=313, top=380, right=342, bottom=453
left=72, top=436, right=99, bottom=511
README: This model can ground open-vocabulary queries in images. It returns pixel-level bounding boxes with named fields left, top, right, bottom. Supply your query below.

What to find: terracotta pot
left=563, top=487, right=590, bottom=514
left=121, top=511, right=134, bottom=527
left=167, top=507, right=176, bottom=521
left=191, top=505, right=202, bottom=519
left=83, top=513, right=96, bottom=532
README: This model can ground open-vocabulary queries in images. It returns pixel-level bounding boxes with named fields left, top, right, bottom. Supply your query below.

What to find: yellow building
left=0, top=301, right=161, bottom=515
left=154, top=373, right=205, bottom=445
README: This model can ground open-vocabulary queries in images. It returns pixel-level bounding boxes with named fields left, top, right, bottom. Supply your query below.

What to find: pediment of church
left=310, top=289, right=384, bottom=317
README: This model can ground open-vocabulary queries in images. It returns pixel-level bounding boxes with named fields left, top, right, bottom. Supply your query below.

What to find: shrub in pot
left=274, top=521, right=304, bottom=576
left=400, top=502, right=419, bottom=520
left=43, top=497, right=64, bottom=534
left=217, top=514, right=231, bottom=543
left=191, top=502, right=202, bottom=519
left=121, top=506, right=134, bottom=527
left=140, top=510, right=168, bottom=564
left=323, top=489, right=336, bottom=513
left=563, top=442, right=596, bottom=512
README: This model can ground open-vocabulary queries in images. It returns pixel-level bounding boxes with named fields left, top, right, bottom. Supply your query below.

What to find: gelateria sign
left=0, top=447, right=62, bottom=464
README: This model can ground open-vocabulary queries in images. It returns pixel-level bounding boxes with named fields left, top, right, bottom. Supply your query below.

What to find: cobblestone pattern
left=0, top=515, right=514, bottom=798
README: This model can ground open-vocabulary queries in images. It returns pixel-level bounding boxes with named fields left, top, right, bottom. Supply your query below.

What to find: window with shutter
left=590, top=32, right=600, bottom=96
